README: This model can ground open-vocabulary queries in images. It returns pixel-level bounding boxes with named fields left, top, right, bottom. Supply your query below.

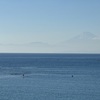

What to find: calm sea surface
left=0, top=53, right=100, bottom=100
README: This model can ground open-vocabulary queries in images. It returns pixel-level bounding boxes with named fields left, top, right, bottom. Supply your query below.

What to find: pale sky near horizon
left=0, top=0, right=100, bottom=53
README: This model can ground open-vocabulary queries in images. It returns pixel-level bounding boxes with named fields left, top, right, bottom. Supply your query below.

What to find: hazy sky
left=0, top=0, right=100, bottom=53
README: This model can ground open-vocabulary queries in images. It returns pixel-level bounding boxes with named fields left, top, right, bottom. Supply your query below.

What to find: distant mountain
left=0, top=33, right=100, bottom=53
left=56, top=32, right=100, bottom=53
left=0, top=42, right=52, bottom=53
left=26, top=42, right=50, bottom=47
left=69, top=32, right=98, bottom=41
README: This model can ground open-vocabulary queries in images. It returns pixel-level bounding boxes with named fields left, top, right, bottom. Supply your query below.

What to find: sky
left=0, top=0, right=100, bottom=53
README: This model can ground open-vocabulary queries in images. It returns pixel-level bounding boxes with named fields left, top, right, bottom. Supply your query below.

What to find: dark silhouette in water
left=23, top=74, right=24, bottom=78
left=72, top=75, right=73, bottom=77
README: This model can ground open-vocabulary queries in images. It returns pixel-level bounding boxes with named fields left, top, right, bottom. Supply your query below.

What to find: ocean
left=0, top=53, right=100, bottom=100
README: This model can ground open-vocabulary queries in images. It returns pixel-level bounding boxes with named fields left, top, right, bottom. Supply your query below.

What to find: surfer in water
left=23, top=74, right=24, bottom=78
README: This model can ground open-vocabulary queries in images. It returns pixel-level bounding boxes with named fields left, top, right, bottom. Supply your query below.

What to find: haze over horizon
left=0, top=0, right=100, bottom=53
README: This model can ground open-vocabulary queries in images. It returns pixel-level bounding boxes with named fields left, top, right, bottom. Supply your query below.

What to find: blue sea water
left=0, top=53, right=100, bottom=100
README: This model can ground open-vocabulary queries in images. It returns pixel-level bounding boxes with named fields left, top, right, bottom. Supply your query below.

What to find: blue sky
left=0, top=0, right=100, bottom=53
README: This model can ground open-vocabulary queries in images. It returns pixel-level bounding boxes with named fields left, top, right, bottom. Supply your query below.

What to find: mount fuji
left=56, top=32, right=100, bottom=53
left=71, top=32, right=97, bottom=40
